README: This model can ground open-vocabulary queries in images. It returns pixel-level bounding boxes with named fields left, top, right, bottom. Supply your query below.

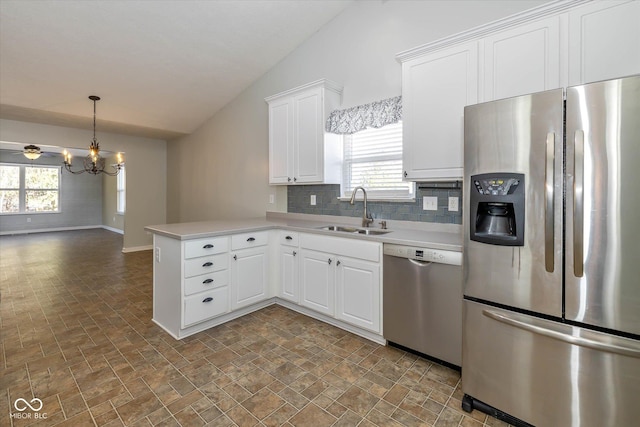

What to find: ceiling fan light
left=23, top=145, right=42, bottom=160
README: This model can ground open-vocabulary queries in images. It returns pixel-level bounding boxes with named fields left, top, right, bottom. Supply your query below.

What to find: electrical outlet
left=448, top=196, right=459, bottom=212
left=155, top=247, right=161, bottom=262
left=27, top=217, right=31, bottom=223
left=423, top=196, right=438, bottom=211
left=269, top=194, right=275, bottom=204
left=310, top=195, right=316, bottom=206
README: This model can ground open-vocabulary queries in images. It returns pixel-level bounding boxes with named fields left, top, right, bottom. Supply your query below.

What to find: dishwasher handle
left=408, top=258, right=432, bottom=267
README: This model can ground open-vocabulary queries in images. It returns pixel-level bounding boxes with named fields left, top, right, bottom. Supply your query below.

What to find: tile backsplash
left=287, top=184, right=462, bottom=224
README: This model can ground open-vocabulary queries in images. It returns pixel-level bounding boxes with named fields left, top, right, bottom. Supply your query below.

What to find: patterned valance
left=325, top=96, right=402, bottom=135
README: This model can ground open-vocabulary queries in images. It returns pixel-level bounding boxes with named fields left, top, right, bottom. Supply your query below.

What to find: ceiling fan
left=5, top=144, right=57, bottom=160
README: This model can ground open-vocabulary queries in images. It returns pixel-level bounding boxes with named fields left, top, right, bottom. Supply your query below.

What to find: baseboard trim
left=0, top=225, right=101, bottom=236
left=122, top=245, right=153, bottom=253
left=102, top=225, right=124, bottom=235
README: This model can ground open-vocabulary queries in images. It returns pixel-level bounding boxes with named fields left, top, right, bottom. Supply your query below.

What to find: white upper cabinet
left=401, top=42, right=478, bottom=181
left=398, top=1, right=638, bottom=183
left=481, top=15, right=562, bottom=101
left=568, top=0, right=640, bottom=86
left=266, top=80, right=343, bottom=185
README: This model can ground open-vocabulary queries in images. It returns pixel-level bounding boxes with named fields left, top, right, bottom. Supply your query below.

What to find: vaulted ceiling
left=0, top=0, right=352, bottom=140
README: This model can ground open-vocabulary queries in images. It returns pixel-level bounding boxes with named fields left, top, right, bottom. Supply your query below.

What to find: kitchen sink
left=318, top=225, right=390, bottom=235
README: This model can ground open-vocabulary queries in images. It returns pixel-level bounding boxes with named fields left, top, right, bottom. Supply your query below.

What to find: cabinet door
left=279, top=246, right=299, bottom=303
left=568, top=0, right=640, bottom=85
left=402, top=42, right=478, bottom=181
left=231, top=247, right=268, bottom=310
left=299, top=249, right=334, bottom=316
left=482, top=15, right=561, bottom=100
left=269, top=97, right=294, bottom=184
left=335, top=257, right=380, bottom=333
left=294, top=88, right=324, bottom=183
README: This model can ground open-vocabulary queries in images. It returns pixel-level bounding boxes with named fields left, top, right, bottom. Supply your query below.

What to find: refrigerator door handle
left=573, top=130, right=584, bottom=277
left=544, top=132, right=555, bottom=273
left=483, top=309, right=640, bottom=359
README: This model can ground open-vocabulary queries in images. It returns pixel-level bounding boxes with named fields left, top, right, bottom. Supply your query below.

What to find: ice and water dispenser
left=469, top=173, right=525, bottom=246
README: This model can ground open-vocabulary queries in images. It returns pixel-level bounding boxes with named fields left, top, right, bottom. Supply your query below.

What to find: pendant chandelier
left=63, top=95, right=124, bottom=176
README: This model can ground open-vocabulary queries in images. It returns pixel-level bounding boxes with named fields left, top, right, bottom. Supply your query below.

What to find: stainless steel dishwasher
left=383, top=243, right=463, bottom=367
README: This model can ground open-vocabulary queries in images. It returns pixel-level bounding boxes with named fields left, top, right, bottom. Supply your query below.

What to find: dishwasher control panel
left=383, top=244, right=462, bottom=266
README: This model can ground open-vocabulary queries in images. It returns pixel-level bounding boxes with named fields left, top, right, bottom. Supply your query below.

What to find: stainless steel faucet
left=349, top=186, right=374, bottom=227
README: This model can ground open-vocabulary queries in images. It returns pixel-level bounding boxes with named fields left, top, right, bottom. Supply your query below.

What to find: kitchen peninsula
left=145, top=212, right=461, bottom=343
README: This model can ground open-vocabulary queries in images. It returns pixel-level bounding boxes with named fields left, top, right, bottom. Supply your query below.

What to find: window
left=0, top=163, right=60, bottom=214
left=342, top=121, right=414, bottom=199
left=116, top=166, right=126, bottom=214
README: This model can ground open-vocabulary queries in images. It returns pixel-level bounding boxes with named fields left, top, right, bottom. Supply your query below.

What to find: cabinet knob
left=202, top=262, right=213, bottom=267
left=203, top=244, right=214, bottom=249
left=247, top=237, right=256, bottom=242
left=203, top=278, right=214, bottom=284
left=404, top=171, right=408, bottom=178
left=336, top=260, right=341, bottom=266
left=202, top=297, right=213, bottom=303
left=287, top=177, right=292, bottom=182
left=293, top=251, right=297, bottom=256
left=328, top=258, right=332, bottom=265
left=233, top=254, right=237, bottom=261
left=293, top=177, right=297, bottom=182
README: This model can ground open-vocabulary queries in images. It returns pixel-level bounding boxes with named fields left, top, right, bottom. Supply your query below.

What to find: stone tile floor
left=0, top=229, right=511, bottom=426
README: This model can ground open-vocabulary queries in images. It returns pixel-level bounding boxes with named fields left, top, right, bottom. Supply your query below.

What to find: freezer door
left=565, top=75, right=640, bottom=335
left=463, top=89, right=563, bottom=316
left=463, top=300, right=640, bottom=427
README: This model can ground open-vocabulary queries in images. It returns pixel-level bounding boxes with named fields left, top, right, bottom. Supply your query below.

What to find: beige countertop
left=145, top=212, right=462, bottom=252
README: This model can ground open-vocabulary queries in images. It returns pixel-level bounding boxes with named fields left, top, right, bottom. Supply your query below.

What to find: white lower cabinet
left=299, top=249, right=335, bottom=316
left=152, top=229, right=382, bottom=341
left=230, top=232, right=269, bottom=310
left=299, top=233, right=382, bottom=334
left=278, top=231, right=300, bottom=303
left=335, top=256, right=380, bottom=333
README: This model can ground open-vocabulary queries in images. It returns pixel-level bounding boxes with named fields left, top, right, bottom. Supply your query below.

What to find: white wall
left=167, top=0, right=546, bottom=222
left=0, top=119, right=166, bottom=250
left=102, top=154, right=125, bottom=233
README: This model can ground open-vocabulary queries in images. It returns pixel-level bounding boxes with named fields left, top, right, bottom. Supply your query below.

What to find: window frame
left=0, top=162, right=61, bottom=215
left=116, top=165, right=126, bottom=214
left=340, top=121, right=415, bottom=201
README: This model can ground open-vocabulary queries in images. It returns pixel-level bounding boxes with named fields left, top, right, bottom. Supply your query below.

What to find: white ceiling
left=0, top=0, right=352, bottom=140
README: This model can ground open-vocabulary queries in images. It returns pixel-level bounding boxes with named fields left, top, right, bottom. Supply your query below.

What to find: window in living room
left=0, top=163, right=60, bottom=213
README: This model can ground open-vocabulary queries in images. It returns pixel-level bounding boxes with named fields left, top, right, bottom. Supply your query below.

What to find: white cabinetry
left=335, top=256, right=380, bottom=333
left=278, top=231, right=299, bottom=303
left=230, top=231, right=269, bottom=310
left=568, top=0, right=640, bottom=85
left=152, top=234, right=231, bottom=339
left=400, top=42, right=478, bottom=181
left=266, top=79, right=343, bottom=185
left=299, top=249, right=335, bottom=316
left=299, top=233, right=382, bottom=333
left=481, top=15, right=562, bottom=100
left=398, top=1, right=639, bottom=183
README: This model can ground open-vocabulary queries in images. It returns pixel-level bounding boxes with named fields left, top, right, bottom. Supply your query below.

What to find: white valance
left=325, top=96, right=402, bottom=135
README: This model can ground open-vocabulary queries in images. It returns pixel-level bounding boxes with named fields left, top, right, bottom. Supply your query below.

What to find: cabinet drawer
left=231, top=231, right=269, bottom=250
left=183, top=287, right=229, bottom=326
left=279, top=231, right=299, bottom=247
left=184, top=270, right=229, bottom=296
left=184, top=236, right=229, bottom=259
left=184, top=253, right=228, bottom=278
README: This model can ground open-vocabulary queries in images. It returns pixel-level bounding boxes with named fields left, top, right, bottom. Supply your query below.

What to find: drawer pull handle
left=203, top=244, right=214, bottom=249
left=203, top=278, right=214, bottom=284
left=328, top=258, right=332, bottom=265
left=202, top=297, right=213, bottom=303
left=233, top=254, right=237, bottom=261
left=285, top=236, right=293, bottom=240
left=293, top=251, right=297, bottom=256
left=336, top=260, right=341, bottom=266
left=202, top=262, right=213, bottom=267
left=247, top=237, right=256, bottom=242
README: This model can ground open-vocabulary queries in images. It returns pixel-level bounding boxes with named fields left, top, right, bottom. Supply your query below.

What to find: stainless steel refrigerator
left=462, top=75, right=640, bottom=427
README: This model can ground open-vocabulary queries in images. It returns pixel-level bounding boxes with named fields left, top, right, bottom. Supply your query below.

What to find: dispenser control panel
left=474, top=177, right=520, bottom=196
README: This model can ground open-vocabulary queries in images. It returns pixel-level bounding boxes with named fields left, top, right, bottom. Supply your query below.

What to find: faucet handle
left=380, top=220, right=387, bottom=230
